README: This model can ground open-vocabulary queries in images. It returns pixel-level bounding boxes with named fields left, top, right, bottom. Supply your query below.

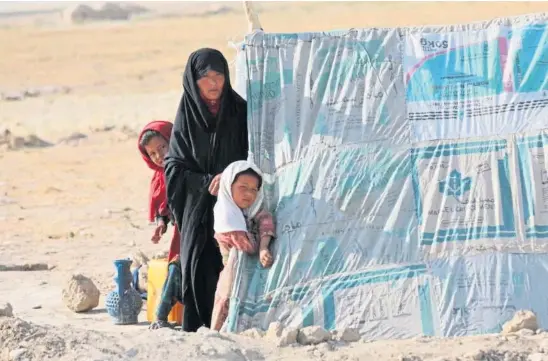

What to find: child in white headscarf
left=211, top=160, right=276, bottom=330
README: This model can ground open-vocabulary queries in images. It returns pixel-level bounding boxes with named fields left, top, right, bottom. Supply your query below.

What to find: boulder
left=240, top=328, right=265, bottom=339
left=297, top=326, right=331, bottom=345
left=278, top=328, right=299, bottom=347
left=501, top=310, right=538, bottom=334
left=331, top=328, right=360, bottom=342
left=266, top=322, right=284, bottom=339
left=0, top=302, right=13, bottom=317
left=61, top=274, right=100, bottom=312
left=265, top=322, right=298, bottom=347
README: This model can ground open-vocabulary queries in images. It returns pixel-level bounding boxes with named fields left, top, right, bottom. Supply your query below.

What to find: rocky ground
left=2, top=305, right=548, bottom=361
left=3, top=2, right=548, bottom=360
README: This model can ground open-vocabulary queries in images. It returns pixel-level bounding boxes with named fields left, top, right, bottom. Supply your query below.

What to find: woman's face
left=197, top=70, right=225, bottom=102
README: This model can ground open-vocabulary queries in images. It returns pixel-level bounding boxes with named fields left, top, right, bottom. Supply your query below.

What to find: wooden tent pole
left=243, top=1, right=262, bottom=33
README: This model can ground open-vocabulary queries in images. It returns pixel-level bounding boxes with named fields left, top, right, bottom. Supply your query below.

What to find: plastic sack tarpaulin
left=227, top=13, right=548, bottom=339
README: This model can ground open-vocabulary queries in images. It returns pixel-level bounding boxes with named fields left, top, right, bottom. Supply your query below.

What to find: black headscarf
left=181, top=48, right=238, bottom=133
left=164, top=48, right=248, bottom=331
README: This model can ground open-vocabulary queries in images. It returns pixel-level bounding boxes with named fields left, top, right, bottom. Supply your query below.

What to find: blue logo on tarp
left=439, top=169, right=472, bottom=199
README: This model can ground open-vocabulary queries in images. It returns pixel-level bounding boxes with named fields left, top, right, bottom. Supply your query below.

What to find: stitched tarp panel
left=228, top=13, right=548, bottom=339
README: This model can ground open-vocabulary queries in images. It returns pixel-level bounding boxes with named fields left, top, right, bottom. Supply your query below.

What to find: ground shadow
left=84, top=308, right=107, bottom=315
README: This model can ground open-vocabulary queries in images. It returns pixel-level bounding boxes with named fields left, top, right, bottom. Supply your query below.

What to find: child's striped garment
left=211, top=209, right=276, bottom=330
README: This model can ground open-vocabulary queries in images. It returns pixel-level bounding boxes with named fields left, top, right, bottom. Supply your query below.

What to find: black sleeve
left=164, top=110, right=214, bottom=231
left=165, top=161, right=212, bottom=226
left=155, top=214, right=170, bottom=226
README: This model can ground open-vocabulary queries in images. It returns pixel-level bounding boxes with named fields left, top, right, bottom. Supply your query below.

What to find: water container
left=105, top=258, right=143, bottom=325
left=146, top=258, right=183, bottom=324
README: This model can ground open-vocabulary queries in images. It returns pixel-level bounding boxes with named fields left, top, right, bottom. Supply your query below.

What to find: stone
left=61, top=274, right=100, bottom=312
left=125, top=348, right=138, bottom=358
left=297, top=326, right=331, bottom=345
left=197, top=326, right=213, bottom=334
left=57, top=132, right=88, bottom=145
left=502, top=310, right=538, bottom=334
left=331, top=328, right=360, bottom=342
left=277, top=327, right=299, bottom=347
left=241, top=348, right=264, bottom=360
left=317, top=342, right=335, bottom=352
left=312, top=349, right=323, bottom=357
left=464, top=350, right=485, bottom=361
left=10, top=136, right=25, bottom=150
left=399, top=356, right=423, bottom=361
left=504, top=351, right=525, bottom=361
left=266, top=322, right=284, bottom=339
left=196, top=326, right=220, bottom=338
left=538, top=342, right=548, bottom=355
left=529, top=353, right=548, bottom=361
left=240, top=328, right=265, bottom=339
left=0, top=302, right=13, bottom=317
left=264, top=322, right=298, bottom=347
left=1, top=92, right=24, bottom=102
left=0, top=128, right=52, bottom=152
left=9, top=348, right=27, bottom=361
left=17, top=134, right=52, bottom=149
left=517, top=328, right=535, bottom=337
left=23, top=88, right=40, bottom=97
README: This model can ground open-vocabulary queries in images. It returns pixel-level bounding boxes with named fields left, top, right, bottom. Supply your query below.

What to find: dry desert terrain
left=2, top=2, right=548, bottom=360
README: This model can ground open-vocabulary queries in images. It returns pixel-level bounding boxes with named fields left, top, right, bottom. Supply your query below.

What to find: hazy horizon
left=0, top=1, right=224, bottom=12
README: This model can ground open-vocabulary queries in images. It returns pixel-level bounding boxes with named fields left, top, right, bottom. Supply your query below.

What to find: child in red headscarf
left=138, top=120, right=182, bottom=329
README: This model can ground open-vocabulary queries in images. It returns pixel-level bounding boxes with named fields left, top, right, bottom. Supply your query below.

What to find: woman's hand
left=209, top=173, right=222, bottom=196
left=259, top=248, right=273, bottom=268
left=151, top=219, right=167, bottom=244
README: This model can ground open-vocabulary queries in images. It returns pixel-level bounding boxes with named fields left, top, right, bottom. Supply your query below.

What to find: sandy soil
left=2, top=2, right=548, bottom=360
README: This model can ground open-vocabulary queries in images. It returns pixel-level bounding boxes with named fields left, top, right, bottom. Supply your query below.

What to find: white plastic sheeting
left=227, top=13, right=548, bottom=339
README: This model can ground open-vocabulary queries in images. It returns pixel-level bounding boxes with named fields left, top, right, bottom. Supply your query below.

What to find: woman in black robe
left=164, top=48, right=248, bottom=332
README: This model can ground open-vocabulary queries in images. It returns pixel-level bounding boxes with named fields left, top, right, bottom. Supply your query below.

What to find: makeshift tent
left=229, top=6, right=548, bottom=339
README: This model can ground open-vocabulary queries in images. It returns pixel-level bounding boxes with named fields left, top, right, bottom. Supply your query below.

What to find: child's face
left=144, top=135, right=168, bottom=167
left=231, top=174, right=260, bottom=209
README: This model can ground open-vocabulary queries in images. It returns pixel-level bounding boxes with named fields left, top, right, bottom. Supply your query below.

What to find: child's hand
left=259, top=248, right=273, bottom=268
left=218, top=232, right=254, bottom=254
left=218, top=243, right=229, bottom=255
left=151, top=220, right=167, bottom=244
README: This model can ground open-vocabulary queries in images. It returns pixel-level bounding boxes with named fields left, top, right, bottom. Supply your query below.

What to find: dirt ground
left=1, top=2, right=548, bottom=360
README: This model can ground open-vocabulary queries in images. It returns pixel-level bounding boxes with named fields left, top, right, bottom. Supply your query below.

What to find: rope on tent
left=243, top=1, right=262, bottom=33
